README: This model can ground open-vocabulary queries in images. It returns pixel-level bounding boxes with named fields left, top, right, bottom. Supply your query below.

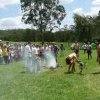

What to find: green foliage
left=93, top=12, right=100, bottom=36
left=1, top=11, right=100, bottom=42
left=0, top=29, right=75, bottom=42
left=20, top=0, right=66, bottom=33
left=73, top=11, right=100, bottom=42
left=74, top=14, right=93, bottom=41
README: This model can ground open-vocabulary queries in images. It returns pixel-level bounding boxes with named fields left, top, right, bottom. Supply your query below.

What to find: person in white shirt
left=24, top=42, right=33, bottom=72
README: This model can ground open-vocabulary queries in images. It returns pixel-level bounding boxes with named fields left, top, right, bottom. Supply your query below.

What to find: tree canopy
left=73, top=11, right=100, bottom=42
left=20, top=0, right=66, bottom=33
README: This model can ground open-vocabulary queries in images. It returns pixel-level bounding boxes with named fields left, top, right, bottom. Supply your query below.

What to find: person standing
left=0, top=46, right=3, bottom=64
left=24, top=42, right=33, bottom=72
left=82, top=43, right=87, bottom=54
left=60, top=43, right=65, bottom=56
left=97, top=42, right=100, bottom=64
left=2, top=44, right=9, bottom=64
left=86, top=42, right=92, bottom=60
left=51, top=43, right=59, bottom=63
left=74, top=41, right=80, bottom=58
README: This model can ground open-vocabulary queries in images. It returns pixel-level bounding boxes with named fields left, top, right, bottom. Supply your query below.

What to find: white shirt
left=25, top=45, right=32, bottom=57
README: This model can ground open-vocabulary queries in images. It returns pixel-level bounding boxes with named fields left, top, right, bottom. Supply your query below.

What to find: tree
left=20, top=0, right=66, bottom=43
left=93, top=11, right=100, bottom=35
left=74, top=14, right=93, bottom=41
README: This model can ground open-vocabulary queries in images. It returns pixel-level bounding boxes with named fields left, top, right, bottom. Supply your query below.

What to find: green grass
left=0, top=49, right=100, bottom=100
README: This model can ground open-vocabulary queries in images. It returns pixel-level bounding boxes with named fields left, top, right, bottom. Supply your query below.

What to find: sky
left=0, top=0, right=100, bottom=30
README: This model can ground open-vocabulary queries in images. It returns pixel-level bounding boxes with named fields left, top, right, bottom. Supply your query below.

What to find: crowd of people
left=0, top=42, right=59, bottom=73
left=0, top=42, right=24, bottom=64
left=24, top=42, right=59, bottom=73
left=0, top=41, right=100, bottom=74
left=66, top=41, right=100, bottom=73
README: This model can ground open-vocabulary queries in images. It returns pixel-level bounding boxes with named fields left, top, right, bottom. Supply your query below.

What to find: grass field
left=0, top=48, right=100, bottom=100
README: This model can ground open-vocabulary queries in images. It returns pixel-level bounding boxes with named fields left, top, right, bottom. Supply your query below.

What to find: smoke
left=24, top=46, right=57, bottom=73
left=24, top=53, right=42, bottom=73
left=43, top=51, right=57, bottom=68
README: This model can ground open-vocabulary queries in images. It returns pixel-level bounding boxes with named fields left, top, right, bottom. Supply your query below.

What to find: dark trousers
left=3, top=56, right=9, bottom=64
left=87, top=50, right=92, bottom=59
left=0, top=56, right=3, bottom=64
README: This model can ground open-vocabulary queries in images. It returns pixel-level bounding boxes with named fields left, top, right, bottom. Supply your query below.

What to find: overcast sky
left=0, top=0, right=100, bottom=30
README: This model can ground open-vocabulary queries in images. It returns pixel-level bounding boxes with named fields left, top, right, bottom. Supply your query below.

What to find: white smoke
left=24, top=52, right=42, bottom=73
left=43, top=51, right=57, bottom=68
left=24, top=45, right=57, bottom=73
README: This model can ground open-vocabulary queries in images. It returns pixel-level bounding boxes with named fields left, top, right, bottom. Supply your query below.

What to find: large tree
left=20, top=0, right=66, bottom=43
left=93, top=11, right=100, bottom=36
left=74, top=14, right=93, bottom=41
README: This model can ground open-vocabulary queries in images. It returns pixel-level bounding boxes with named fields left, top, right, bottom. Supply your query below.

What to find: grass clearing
left=0, top=48, right=100, bottom=100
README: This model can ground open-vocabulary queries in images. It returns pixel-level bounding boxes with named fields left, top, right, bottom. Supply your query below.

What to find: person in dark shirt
left=86, top=42, right=92, bottom=60
left=51, top=43, right=59, bottom=63
left=60, top=43, right=65, bottom=56
left=74, top=41, right=80, bottom=58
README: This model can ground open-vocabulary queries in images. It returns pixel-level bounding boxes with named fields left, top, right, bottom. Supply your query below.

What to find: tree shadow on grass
left=64, top=72, right=73, bottom=74
left=92, top=71, right=100, bottom=75
left=20, top=71, right=26, bottom=74
left=64, top=72, right=85, bottom=76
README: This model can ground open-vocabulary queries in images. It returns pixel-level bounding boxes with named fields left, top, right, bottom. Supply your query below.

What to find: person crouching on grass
left=65, top=52, right=78, bottom=73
